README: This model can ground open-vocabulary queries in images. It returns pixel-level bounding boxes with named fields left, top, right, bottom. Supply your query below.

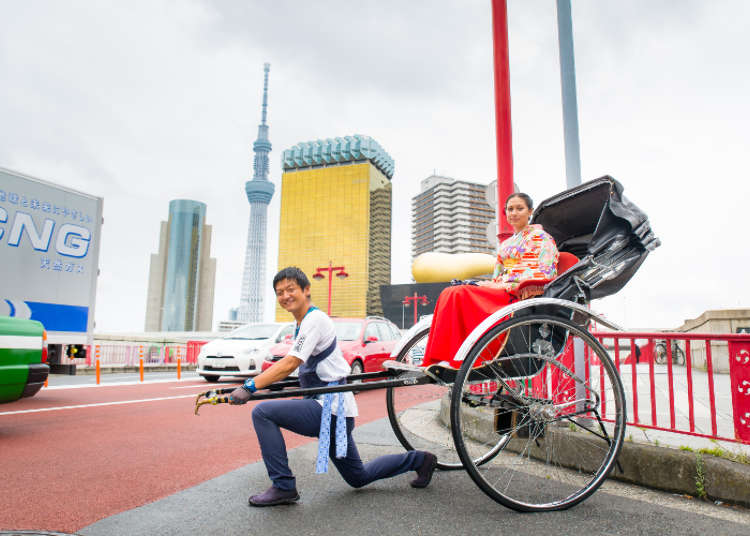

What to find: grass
left=696, top=446, right=750, bottom=465
left=695, top=453, right=707, bottom=500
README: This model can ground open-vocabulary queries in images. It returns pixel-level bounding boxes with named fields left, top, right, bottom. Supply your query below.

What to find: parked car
left=0, top=316, right=49, bottom=403
left=196, top=323, right=294, bottom=382
left=262, top=316, right=402, bottom=377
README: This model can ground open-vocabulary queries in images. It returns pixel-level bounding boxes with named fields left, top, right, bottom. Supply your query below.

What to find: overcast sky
left=1, top=0, right=748, bottom=332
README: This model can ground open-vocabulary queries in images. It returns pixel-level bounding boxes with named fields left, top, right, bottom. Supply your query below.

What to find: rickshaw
left=195, top=176, right=660, bottom=512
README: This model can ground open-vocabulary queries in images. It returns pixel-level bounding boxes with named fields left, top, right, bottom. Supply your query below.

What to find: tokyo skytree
left=238, top=63, right=274, bottom=323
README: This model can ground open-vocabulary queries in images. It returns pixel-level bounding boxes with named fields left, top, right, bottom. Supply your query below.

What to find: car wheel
left=201, top=375, right=220, bottom=383
left=349, top=360, right=364, bottom=394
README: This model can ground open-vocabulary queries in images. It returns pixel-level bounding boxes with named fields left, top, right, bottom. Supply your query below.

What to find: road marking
left=0, top=394, right=199, bottom=416
left=172, top=383, right=236, bottom=389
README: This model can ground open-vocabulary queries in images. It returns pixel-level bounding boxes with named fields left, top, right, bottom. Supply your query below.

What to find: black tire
left=349, top=360, right=364, bottom=394
left=450, top=314, right=627, bottom=512
left=385, top=327, right=506, bottom=471
left=201, top=375, right=220, bottom=383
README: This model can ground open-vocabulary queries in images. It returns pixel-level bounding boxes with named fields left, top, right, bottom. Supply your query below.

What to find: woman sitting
left=421, top=192, right=559, bottom=369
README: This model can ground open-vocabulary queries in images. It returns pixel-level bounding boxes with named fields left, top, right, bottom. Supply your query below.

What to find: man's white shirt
left=288, top=308, right=358, bottom=417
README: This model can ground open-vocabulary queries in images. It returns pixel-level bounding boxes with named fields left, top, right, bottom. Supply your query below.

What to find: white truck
left=0, top=167, right=103, bottom=373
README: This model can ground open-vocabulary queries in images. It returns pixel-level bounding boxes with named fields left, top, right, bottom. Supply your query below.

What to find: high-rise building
left=238, top=63, right=274, bottom=323
left=276, top=135, right=394, bottom=320
left=145, top=200, right=216, bottom=331
left=411, top=175, right=495, bottom=259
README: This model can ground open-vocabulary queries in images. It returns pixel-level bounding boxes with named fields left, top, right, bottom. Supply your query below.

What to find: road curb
left=439, top=395, right=750, bottom=508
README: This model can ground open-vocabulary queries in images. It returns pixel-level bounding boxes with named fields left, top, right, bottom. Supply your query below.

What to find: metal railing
left=590, top=331, right=750, bottom=445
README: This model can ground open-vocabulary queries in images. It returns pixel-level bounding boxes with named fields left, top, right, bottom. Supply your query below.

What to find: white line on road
left=171, top=383, right=236, bottom=389
left=0, top=394, right=199, bottom=416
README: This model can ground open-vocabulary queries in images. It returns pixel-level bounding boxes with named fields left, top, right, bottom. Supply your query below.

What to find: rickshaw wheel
left=450, top=313, right=626, bottom=512
left=386, top=327, right=507, bottom=471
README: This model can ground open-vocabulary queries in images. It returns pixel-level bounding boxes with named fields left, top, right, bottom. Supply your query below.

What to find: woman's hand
left=477, top=280, right=509, bottom=289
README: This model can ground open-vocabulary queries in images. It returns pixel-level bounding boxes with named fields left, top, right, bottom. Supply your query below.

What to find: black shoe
left=248, top=486, right=300, bottom=507
left=410, top=452, right=438, bottom=488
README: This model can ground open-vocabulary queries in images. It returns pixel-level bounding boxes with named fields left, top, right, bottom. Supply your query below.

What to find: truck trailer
left=0, top=166, right=103, bottom=374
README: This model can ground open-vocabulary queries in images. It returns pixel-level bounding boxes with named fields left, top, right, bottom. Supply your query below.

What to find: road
left=1, top=376, right=749, bottom=535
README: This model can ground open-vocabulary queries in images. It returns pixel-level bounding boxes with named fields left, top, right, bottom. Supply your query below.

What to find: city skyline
left=2, top=1, right=749, bottom=331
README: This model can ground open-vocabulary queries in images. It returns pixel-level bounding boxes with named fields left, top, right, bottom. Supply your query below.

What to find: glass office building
left=145, top=199, right=216, bottom=332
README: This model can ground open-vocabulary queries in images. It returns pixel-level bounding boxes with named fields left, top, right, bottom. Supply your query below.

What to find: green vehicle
left=0, top=316, right=49, bottom=403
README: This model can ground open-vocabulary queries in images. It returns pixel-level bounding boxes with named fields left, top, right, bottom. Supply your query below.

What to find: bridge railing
left=590, top=331, right=750, bottom=445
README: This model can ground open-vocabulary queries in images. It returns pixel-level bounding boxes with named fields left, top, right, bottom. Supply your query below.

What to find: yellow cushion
left=412, top=252, right=495, bottom=283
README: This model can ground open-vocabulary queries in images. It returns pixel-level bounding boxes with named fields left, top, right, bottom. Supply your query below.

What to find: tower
left=275, top=135, right=394, bottom=320
left=238, top=63, right=275, bottom=323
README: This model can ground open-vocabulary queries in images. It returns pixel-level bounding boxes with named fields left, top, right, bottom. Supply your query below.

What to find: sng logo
left=0, top=207, right=91, bottom=258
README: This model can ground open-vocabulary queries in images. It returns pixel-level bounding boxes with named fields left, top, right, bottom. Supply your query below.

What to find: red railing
left=590, top=331, right=750, bottom=445
left=467, top=331, right=750, bottom=446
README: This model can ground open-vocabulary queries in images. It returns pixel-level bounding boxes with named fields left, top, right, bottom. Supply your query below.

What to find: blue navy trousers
left=251, top=398, right=426, bottom=491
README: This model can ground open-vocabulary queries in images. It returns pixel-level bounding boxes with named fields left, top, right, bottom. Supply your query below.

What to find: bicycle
left=654, top=340, right=685, bottom=365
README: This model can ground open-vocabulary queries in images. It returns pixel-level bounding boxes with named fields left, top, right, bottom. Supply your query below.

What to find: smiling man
left=229, top=266, right=437, bottom=506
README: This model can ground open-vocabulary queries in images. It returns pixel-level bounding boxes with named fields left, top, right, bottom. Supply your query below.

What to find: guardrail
left=64, top=341, right=212, bottom=384
left=81, top=344, right=189, bottom=366
left=589, top=331, right=750, bottom=445
left=77, top=340, right=210, bottom=367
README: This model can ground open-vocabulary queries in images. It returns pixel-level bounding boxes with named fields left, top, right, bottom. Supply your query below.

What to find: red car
left=262, top=316, right=402, bottom=376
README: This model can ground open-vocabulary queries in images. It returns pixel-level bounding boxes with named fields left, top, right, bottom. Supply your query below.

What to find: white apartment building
left=411, top=175, right=495, bottom=259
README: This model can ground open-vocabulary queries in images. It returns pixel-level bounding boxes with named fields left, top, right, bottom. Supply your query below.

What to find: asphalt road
left=1, top=378, right=749, bottom=535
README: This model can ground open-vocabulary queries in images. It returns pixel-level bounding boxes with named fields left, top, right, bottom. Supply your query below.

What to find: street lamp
left=402, top=292, right=429, bottom=328
left=312, top=261, right=348, bottom=316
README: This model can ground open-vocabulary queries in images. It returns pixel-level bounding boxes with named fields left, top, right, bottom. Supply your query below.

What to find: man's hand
left=229, top=386, right=252, bottom=405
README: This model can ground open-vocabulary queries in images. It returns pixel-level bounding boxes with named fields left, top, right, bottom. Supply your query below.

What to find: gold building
left=275, top=135, right=394, bottom=320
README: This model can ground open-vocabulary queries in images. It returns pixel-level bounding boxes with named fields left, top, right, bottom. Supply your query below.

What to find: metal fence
left=591, top=331, right=750, bottom=445
left=81, top=341, right=208, bottom=367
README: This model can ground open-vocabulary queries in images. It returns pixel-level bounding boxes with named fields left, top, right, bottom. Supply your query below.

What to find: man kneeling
left=229, top=266, right=437, bottom=506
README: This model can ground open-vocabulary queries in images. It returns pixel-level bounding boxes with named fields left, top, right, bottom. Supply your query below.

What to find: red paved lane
left=0, top=380, right=433, bottom=533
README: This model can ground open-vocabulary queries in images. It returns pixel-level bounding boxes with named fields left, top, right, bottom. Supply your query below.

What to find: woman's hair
left=273, top=266, right=311, bottom=291
left=504, top=192, right=533, bottom=212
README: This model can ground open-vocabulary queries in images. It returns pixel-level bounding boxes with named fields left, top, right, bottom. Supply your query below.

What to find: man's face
left=274, top=278, right=310, bottom=314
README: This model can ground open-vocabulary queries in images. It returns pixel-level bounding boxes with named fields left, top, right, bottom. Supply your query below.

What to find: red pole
left=705, top=340, right=718, bottom=437
left=491, top=0, right=515, bottom=243
left=412, top=293, right=418, bottom=326
left=327, top=261, right=333, bottom=316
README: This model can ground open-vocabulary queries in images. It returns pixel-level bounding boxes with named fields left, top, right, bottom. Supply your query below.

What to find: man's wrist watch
left=242, top=378, right=257, bottom=393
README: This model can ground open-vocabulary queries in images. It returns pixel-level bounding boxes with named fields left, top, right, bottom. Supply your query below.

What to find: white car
left=197, top=323, right=294, bottom=382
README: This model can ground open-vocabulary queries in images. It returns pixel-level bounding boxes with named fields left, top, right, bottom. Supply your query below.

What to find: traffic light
left=65, top=344, right=87, bottom=360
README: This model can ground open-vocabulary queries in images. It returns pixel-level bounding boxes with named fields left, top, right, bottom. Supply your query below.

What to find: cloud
left=1, top=0, right=748, bottom=332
